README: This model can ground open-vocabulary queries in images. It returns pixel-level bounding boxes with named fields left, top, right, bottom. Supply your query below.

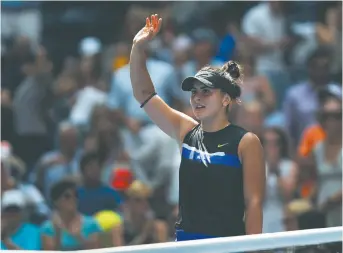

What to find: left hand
left=132, top=14, right=162, bottom=48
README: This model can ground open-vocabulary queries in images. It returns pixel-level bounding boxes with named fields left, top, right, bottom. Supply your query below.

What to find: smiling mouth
left=195, top=105, right=206, bottom=109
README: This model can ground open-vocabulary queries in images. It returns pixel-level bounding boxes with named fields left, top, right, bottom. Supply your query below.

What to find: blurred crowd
left=1, top=1, right=342, bottom=251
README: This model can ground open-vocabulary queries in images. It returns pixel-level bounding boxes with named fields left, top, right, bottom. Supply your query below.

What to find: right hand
left=132, top=14, right=162, bottom=47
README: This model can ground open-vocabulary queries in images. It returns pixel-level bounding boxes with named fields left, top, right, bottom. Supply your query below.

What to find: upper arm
left=239, top=133, right=266, bottom=205
left=143, top=95, right=198, bottom=144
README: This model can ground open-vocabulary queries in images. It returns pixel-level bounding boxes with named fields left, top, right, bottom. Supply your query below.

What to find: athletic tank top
left=176, top=123, right=248, bottom=237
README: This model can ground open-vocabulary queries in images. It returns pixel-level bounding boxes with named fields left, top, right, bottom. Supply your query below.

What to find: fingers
left=146, top=14, right=162, bottom=33
left=157, top=18, right=163, bottom=34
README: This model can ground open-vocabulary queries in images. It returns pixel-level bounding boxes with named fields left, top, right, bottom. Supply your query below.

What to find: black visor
left=181, top=70, right=229, bottom=91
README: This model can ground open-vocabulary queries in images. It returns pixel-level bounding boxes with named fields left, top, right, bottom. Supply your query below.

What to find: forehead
left=191, top=81, right=211, bottom=90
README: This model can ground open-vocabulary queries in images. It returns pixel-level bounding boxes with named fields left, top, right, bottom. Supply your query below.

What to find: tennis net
left=6, top=227, right=342, bottom=253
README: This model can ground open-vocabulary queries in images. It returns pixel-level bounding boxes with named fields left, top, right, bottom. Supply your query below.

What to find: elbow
left=245, top=196, right=263, bottom=210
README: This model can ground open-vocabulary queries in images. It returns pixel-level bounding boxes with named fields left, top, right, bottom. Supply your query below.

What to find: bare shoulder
left=238, top=132, right=263, bottom=159
left=179, top=115, right=198, bottom=144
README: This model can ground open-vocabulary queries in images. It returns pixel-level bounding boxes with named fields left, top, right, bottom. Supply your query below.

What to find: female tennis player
left=129, top=14, right=265, bottom=241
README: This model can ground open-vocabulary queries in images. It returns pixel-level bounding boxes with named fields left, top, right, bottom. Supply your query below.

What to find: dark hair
left=262, top=127, right=290, bottom=158
left=50, top=178, right=77, bottom=202
left=297, top=210, right=326, bottom=230
left=306, top=46, right=332, bottom=66
left=201, top=60, right=242, bottom=100
left=80, top=151, right=100, bottom=173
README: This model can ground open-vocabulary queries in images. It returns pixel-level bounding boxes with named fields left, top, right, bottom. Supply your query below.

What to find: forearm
left=3, top=239, right=21, bottom=250
left=245, top=203, right=263, bottom=235
left=130, top=45, right=155, bottom=103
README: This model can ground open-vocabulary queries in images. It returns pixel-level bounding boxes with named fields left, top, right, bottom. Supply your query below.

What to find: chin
left=193, top=112, right=209, bottom=122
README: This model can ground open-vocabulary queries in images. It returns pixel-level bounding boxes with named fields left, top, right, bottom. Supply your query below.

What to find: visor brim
left=181, top=76, right=214, bottom=91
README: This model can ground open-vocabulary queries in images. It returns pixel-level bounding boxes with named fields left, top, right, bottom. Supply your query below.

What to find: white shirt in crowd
left=242, top=3, right=286, bottom=74
left=69, top=86, right=107, bottom=126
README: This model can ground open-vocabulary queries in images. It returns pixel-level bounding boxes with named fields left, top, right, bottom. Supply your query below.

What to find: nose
left=193, top=92, right=201, bottom=102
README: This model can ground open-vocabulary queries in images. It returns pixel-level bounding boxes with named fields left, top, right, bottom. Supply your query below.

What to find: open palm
left=133, top=14, right=162, bottom=46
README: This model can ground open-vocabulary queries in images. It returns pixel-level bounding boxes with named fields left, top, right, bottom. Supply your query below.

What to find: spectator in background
left=122, top=181, right=166, bottom=245
left=171, top=35, right=192, bottom=85
left=283, top=47, right=339, bottom=148
left=41, top=179, right=101, bottom=250
left=12, top=47, right=54, bottom=174
left=242, top=1, right=292, bottom=109
left=87, top=117, right=127, bottom=185
left=316, top=2, right=342, bottom=83
left=2, top=149, right=50, bottom=225
left=235, top=53, right=276, bottom=115
left=181, top=28, right=224, bottom=77
left=297, top=84, right=342, bottom=158
left=107, top=43, right=184, bottom=127
left=52, top=56, right=81, bottom=124
left=34, top=122, right=81, bottom=201
left=283, top=199, right=325, bottom=231
left=235, top=100, right=265, bottom=139
left=172, top=35, right=192, bottom=69
left=69, top=49, right=107, bottom=128
left=77, top=152, right=122, bottom=216
left=122, top=123, right=180, bottom=219
left=1, top=89, right=15, bottom=145
left=310, top=91, right=342, bottom=227
left=2, top=36, right=34, bottom=95
left=1, top=2, right=42, bottom=49
left=262, top=127, right=298, bottom=233
left=1, top=189, right=41, bottom=250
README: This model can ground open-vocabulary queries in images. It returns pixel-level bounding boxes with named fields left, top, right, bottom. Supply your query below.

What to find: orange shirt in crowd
left=297, top=124, right=325, bottom=199
left=298, top=124, right=326, bottom=157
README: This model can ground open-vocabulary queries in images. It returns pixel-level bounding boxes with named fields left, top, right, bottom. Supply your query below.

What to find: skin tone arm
left=129, top=14, right=197, bottom=146
left=238, top=133, right=266, bottom=234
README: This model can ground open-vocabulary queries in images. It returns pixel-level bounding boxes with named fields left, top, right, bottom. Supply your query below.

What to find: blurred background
left=0, top=1, right=342, bottom=251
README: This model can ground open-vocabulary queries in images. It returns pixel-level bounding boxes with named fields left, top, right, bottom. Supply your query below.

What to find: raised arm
left=129, top=14, right=197, bottom=144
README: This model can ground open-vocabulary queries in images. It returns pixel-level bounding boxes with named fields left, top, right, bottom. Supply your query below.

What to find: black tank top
left=176, top=123, right=248, bottom=237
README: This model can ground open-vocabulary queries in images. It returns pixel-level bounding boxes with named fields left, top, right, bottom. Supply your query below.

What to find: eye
left=202, top=89, right=211, bottom=95
left=191, top=90, right=196, bottom=95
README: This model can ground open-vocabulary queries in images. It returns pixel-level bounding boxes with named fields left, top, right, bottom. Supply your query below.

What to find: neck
left=59, top=210, right=77, bottom=222
left=84, top=180, right=101, bottom=188
left=201, top=114, right=230, bottom=132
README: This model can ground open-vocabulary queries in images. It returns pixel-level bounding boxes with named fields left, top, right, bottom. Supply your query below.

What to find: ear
left=222, top=93, right=231, bottom=107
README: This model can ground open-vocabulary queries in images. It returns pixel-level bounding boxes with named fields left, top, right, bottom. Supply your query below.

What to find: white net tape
left=7, top=227, right=342, bottom=253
